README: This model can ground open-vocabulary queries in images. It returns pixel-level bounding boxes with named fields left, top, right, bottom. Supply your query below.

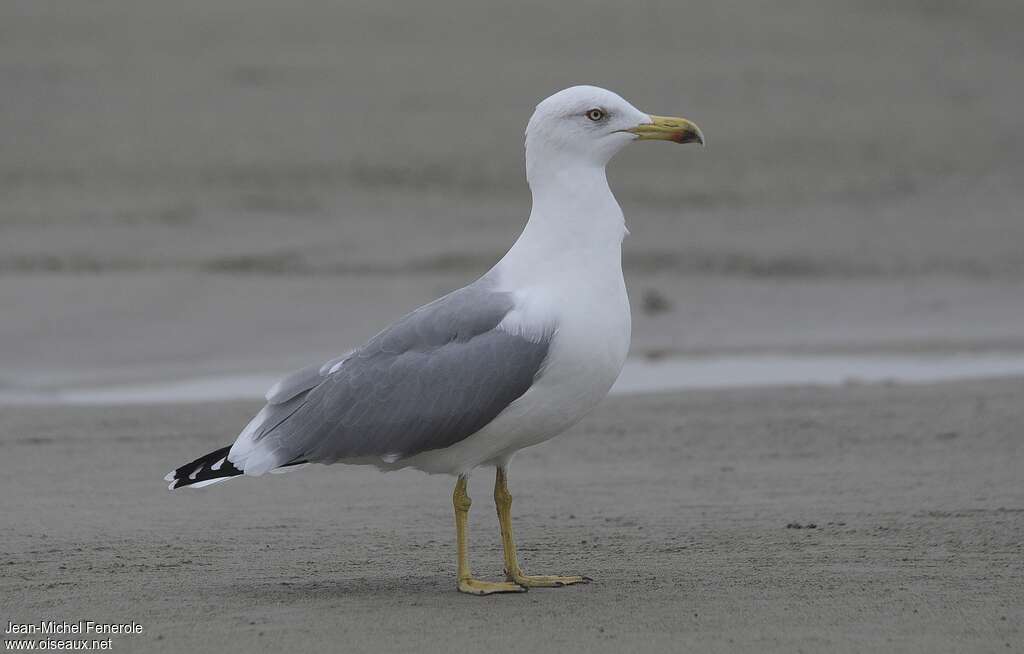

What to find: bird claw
left=507, top=573, right=592, bottom=588
left=457, top=578, right=528, bottom=595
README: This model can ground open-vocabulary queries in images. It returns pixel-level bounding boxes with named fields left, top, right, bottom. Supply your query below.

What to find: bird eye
left=586, top=108, right=606, bottom=122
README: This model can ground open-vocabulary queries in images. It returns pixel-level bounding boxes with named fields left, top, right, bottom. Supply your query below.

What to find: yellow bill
left=626, top=115, right=705, bottom=145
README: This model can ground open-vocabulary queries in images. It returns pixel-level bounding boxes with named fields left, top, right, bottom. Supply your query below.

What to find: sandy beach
left=2, top=379, right=1022, bottom=652
left=2, top=0, right=1024, bottom=651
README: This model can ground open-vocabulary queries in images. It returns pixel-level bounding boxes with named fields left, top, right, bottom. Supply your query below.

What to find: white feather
left=182, top=477, right=233, bottom=489
left=323, top=353, right=352, bottom=375
left=217, top=86, right=646, bottom=478
left=227, top=405, right=280, bottom=475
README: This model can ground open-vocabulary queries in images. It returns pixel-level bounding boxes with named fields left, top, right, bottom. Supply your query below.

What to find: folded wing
left=228, top=281, right=552, bottom=475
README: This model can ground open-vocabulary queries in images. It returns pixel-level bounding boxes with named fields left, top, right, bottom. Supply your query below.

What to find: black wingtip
left=165, top=445, right=241, bottom=490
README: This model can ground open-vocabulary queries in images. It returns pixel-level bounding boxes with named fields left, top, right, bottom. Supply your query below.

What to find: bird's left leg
left=494, top=466, right=592, bottom=588
left=453, top=475, right=525, bottom=595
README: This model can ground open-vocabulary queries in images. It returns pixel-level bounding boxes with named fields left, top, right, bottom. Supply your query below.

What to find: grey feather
left=264, top=353, right=350, bottom=405
left=240, top=279, right=551, bottom=468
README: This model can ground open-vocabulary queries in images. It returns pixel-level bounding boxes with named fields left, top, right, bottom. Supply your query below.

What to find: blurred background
left=4, top=4, right=1024, bottom=648
left=2, top=0, right=1023, bottom=390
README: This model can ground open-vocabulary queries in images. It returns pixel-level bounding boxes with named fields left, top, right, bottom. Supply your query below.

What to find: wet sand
left=2, top=379, right=1022, bottom=653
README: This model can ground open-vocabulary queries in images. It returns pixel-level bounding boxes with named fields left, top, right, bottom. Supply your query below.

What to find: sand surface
left=3, top=1, right=1024, bottom=651
left=3, top=379, right=1022, bottom=653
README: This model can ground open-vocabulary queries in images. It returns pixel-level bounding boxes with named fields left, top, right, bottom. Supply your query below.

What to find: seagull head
left=525, top=85, right=704, bottom=171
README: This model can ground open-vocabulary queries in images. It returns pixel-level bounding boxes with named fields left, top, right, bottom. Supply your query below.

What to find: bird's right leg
left=453, top=475, right=525, bottom=595
left=494, top=466, right=591, bottom=588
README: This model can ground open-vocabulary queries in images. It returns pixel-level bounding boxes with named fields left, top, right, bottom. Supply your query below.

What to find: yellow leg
left=495, top=467, right=592, bottom=588
left=453, top=475, right=525, bottom=595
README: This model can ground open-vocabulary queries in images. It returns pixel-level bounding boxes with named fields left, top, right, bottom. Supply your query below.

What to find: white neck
left=493, top=156, right=627, bottom=288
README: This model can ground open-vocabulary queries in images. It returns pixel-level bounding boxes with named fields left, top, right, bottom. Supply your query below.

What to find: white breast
left=400, top=256, right=631, bottom=476
left=402, top=148, right=633, bottom=475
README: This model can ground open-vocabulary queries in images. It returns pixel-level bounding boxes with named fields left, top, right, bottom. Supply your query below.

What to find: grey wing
left=264, top=353, right=351, bottom=405
left=227, top=282, right=552, bottom=475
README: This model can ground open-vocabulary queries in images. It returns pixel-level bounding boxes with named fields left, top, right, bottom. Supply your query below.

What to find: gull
left=165, top=85, right=703, bottom=595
